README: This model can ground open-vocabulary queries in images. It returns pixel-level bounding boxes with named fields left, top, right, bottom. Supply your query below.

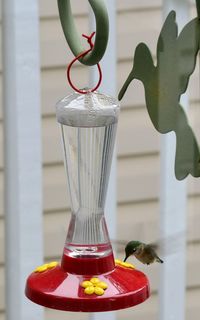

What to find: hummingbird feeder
left=25, top=0, right=150, bottom=312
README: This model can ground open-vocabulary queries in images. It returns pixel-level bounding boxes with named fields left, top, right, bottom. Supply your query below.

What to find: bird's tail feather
left=175, top=105, right=200, bottom=180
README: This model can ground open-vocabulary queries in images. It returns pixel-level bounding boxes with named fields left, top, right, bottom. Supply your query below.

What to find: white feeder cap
left=56, top=90, right=120, bottom=127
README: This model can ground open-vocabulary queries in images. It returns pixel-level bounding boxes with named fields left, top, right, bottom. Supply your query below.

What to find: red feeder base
left=25, top=254, right=150, bottom=312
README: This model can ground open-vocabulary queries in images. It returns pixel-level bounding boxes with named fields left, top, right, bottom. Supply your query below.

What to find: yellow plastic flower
left=123, top=262, right=135, bottom=269
left=48, top=261, right=58, bottom=268
left=34, top=261, right=58, bottom=273
left=114, top=259, right=122, bottom=264
left=34, top=264, right=49, bottom=273
left=81, top=277, right=108, bottom=296
left=96, top=281, right=108, bottom=290
left=84, top=286, right=95, bottom=295
left=115, top=259, right=135, bottom=269
left=90, top=277, right=100, bottom=285
left=94, top=287, right=104, bottom=296
left=81, top=281, right=93, bottom=288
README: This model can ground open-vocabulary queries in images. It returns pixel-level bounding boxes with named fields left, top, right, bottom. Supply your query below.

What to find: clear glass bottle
left=56, top=90, right=120, bottom=262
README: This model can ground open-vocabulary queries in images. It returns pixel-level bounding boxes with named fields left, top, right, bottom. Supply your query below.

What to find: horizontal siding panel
left=186, top=243, right=200, bottom=287
left=40, top=0, right=88, bottom=18
left=118, top=107, right=160, bottom=156
left=117, top=9, right=161, bottom=41
left=118, top=161, right=200, bottom=203
left=44, top=211, right=69, bottom=259
left=118, top=154, right=160, bottom=203
left=46, top=309, right=88, bottom=320
left=40, top=0, right=156, bottom=18
left=117, top=293, right=158, bottom=320
left=188, top=196, right=200, bottom=242
left=42, top=116, right=63, bottom=164
left=39, top=0, right=162, bottom=19
left=188, top=177, right=200, bottom=196
left=40, top=0, right=59, bottom=18
left=117, top=32, right=159, bottom=63
left=117, top=0, right=162, bottom=11
left=117, top=201, right=159, bottom=244
left=40, top=18, right=88, bottom=69
left=43, top=164, right=69, bottom=212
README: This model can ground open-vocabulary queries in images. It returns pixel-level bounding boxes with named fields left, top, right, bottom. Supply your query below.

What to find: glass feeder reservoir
left=58, top=90, right=118, bottom=274
left=25, top=90, right=150, bottom=312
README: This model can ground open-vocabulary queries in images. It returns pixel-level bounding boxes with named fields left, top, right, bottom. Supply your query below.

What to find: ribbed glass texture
left=56, top=91, right=120, bottom=258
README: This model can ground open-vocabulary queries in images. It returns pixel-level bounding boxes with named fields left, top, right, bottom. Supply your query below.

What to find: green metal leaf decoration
left=118, top=11, right=200, bottom=180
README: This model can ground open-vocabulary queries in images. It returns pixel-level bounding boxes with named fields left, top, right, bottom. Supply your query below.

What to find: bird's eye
left=132, top=248, right=137, bottom=253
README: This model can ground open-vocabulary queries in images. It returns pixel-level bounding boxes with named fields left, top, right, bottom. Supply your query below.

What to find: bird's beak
left=123, top=256, right=128, bottom=262
left=118, top=70, right=135, bottom=101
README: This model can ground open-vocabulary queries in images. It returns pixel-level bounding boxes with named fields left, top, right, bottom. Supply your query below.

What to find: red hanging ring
left=67, top=32, right=102, bottom=94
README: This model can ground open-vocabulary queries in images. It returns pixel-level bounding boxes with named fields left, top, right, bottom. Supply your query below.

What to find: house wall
left=0, top=1, right=200, bottom=319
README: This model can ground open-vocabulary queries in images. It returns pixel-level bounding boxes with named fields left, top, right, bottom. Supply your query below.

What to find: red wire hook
left=67, top=32, right=102, bottom=94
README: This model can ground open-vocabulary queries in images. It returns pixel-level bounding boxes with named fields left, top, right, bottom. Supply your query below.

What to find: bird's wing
left=148, top=231, right=186, bottom=256
left=177, top=17, right=200, bottom=95
left=156, top=11, right=200, bottom=97
left=156, top=10, right=178, bottom=67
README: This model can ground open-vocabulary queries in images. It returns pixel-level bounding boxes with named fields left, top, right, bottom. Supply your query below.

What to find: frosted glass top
left=56, top=90, right=120, bottom=127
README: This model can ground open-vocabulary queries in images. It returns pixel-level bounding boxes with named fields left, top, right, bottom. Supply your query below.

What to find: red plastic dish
left=25, top=253, right=150, bottom=312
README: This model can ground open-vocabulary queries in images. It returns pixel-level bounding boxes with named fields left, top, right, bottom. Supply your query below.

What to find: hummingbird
left=124, top=241, right=164, bottom=265
left=118, top=11, right=200, bottom=180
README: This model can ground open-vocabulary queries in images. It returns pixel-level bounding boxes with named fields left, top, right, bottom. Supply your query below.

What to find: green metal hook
left=57, top=0, right=109, bottom=66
